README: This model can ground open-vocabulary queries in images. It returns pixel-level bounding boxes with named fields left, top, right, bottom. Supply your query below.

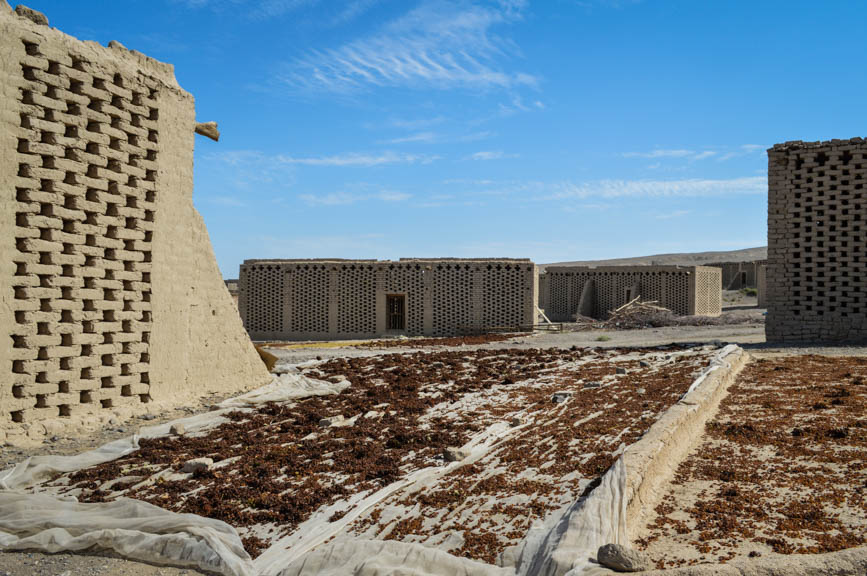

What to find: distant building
left=706, top=261, right=766, bottom=290
left=239, top=259, right=537, bottom=341
left=225, top=279, right=239, bottom=306
left=540, top=266, right=721, bottom=321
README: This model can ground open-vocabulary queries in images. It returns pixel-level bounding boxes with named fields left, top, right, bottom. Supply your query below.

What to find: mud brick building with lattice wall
left=540, top=266, right=721, bottom=322
left=0, top=5, right=268, bottom=445
left=239, top=259, right=538, bottom=341
left=707, top=260, right=767, bottom=290
left=766, top=138, right=867, bottom=342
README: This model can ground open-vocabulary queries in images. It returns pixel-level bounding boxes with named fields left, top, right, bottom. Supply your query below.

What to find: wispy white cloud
left=623, top=149, right=696, bottom=159
left=467, top=150, right=517, bottom=161
left=280, top=0, right=537, bottom=93
left=626, top=144, right=766, bottom=163
left=538, top=176, right=766, bottom=199
left=177, top=0, right=319, bottom=19
left=331, top=0, right=383, bottom=25
left=654, top=209, right=691, bottom=220
left=497, top=95, right=538, bottom=116
left=460, top=130, right=496, bottom=142
left=740, top=144, right=765, bottom=152
left=299, top=189, right=411, bottom=205
left=453, top=175, right=766, bottom=200
left=691, top=151, right=716, bottom=160
left=388, top=116, right=447, bottom=129
left=206, top=195, right=247, bottom=207
left=574, top=0, right=643, bottom=10
left=380, top=129, right=496, bottom=145
left=381, top=132, right=437, bottom=144
left=717, top=143, right=767, bottom=161
left=200, top=150, right=296, bottom=192
left=278, top=151, right=440, bottom=166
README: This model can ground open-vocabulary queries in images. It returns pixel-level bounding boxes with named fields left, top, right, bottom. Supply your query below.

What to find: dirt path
left=0, top=550, right=209, bottom=576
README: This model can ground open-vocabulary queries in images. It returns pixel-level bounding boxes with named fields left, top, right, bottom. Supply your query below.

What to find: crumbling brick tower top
left=766, top=138, right=867, bottom=342
left=0, top=4, right=269, bottom=444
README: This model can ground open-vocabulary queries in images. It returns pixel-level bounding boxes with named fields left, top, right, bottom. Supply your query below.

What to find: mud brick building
left=766, top=138, right=867, bottom=342
left=541, top=266, right=721, bottom=322
left=708, top=260, right=766, bottom=290
left=239, top=259, right=538, bottom=341
left=0, top=5, right=269, bottom=444
left=224, top=279, right=239, bottom=306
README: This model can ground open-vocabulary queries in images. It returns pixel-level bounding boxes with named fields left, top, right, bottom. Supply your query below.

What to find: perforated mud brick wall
left=239, top=259, right=537, bottom=340
left=432, top=262, right=474, bottom=335
left=336, top=263, right=376, bottom=335
left=693, top=267, right=722, bottom=316
left=477, top=262, right=528, bottom=331
left=7, top=33, right=160, bottom=425
left=240, top=264, right=284, bottom=334
left=541, top=266, right=721, bottom=322
left=0, top=6, right=269, bottom=442
left=767, top=138, right=867, bottom=342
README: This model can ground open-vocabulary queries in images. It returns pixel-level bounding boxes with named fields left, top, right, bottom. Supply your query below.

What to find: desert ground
left=2, top=294, right=865, bottom=576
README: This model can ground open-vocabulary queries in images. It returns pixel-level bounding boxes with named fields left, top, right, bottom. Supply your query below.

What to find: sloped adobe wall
left=0, top=4, right=269, bottom=445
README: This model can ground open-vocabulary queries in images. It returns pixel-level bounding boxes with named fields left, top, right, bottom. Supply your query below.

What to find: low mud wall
left=621, top=346, right=748, bottom=540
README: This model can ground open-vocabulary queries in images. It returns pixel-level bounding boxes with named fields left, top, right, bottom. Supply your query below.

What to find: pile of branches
left=571, top=297, right=763, bottom=331
left=604, top=297, right=676, bottom=329
left=572, top=297, right=677, bottom=330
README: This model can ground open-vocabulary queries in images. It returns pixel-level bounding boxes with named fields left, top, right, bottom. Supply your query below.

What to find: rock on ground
left=597, top=543, right=652, bottom=572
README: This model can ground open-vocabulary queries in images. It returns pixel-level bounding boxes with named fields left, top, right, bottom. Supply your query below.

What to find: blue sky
left=28, top=0, right=867, bottom=277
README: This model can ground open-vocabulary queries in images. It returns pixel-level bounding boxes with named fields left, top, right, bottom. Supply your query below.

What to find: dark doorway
left=386, top=295, right=405, bottom=330
left=740, top=271, right=747, bottom=287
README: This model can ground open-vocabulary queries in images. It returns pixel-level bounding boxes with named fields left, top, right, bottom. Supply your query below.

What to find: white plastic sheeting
left=513, top=458, right=627, bottom=576
left=685, top=344, right=739, bottom=395
left=0, top=493, right=255, bottom=576
left=0, top=371, right=347, bottom=576
left=0, top=348, right=738, bottom=576
left=0, top=372, right=348, bottom=491
left=277, top=538, right=511, bottom=576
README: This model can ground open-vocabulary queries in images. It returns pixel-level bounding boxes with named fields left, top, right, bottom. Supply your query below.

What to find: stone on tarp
left=182, top=457, right=213, bottom=474
left=444, top=446, right=470, bottom=462
left=596, top=543, right=651, bottom=572
left=170, top=423, right=185, bottom=436
left=319, top=415, right=345, bottom=427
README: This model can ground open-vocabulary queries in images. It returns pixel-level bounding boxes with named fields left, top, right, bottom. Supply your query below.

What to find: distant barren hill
left=542, top=246, right=767, bottom=270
